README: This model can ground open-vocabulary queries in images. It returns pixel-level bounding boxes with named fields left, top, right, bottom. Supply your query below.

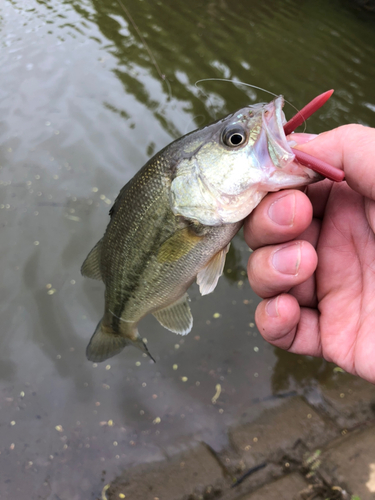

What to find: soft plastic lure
left=284, top=90, right=345, bottom=182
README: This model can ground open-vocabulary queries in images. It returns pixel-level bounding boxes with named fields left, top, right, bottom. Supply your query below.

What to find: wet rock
left=235, top=472, right=308, bottom=500
left=319, top=372, right=375, bottom=429
left=320, top=425, right=375, bottom=500
left=229, top=396, right=338, bottom=469
left=106, top=442, right=228, bottom=500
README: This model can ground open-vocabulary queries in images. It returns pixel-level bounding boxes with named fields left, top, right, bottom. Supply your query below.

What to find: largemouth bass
left=81, top=96, right=320, bottom=362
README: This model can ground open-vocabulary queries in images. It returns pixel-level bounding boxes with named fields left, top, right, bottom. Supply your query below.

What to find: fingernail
left=266, top=297, right=279, bottom=317
left=288, top=133, right=318, bottom=147
left=268, top=193, right=295, bottom=226
left=272, top=242, right=301, bottom=275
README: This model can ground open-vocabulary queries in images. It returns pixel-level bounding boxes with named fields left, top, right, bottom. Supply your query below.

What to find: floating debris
left=213, top=312, right=221, bottom=319
left=55, top=425, right=63, bottom=432
left=101, top=484, right=110, bottom=500
left=173, top=364, right=178, bottom=370
left=153, top=417, right=161, bottom=424
left=211, top=384, right=221, bottom=404
left=333, top=366, right=345, bottom=373
left=105, top=365, right=111, bottom=370
left=181, top=376, right=188, bottom=382
left=66, top=215, right=81, bottom=222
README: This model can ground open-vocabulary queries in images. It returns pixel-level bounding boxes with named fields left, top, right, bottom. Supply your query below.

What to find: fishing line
left=116, top=0, right=172, bottom=101
left=195, top=78, right=307, bottom=133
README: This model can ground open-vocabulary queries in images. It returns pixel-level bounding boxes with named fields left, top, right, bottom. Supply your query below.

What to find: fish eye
left=222, top=126, right=247, bottom=148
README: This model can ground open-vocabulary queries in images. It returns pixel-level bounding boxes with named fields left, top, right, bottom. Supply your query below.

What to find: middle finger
left=247, top=240, right=318, bottom=299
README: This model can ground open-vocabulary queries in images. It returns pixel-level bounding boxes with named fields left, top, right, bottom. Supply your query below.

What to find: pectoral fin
left=153, top=293, right=193, bottom=335
left=81, top=239, right=103, bottom=280
left=196, top=243, right=230, bottom=296
left=157, top=228, right=203, bottom=263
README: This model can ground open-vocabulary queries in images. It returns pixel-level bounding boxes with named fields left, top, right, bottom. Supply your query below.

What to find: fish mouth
left=260, top=96, right=321, bottom=188
left=262, top=96, right=294, bottom=168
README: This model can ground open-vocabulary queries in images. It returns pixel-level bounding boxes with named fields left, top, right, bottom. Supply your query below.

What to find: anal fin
left=196, top=243, right=230, bottom=296
left=81, top=239, right=103, bottom=280
left=153, top=293, right=193, bottom=335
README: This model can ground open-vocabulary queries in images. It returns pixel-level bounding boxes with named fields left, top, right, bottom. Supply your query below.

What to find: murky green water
left=1, top=0, right=374, bottom=497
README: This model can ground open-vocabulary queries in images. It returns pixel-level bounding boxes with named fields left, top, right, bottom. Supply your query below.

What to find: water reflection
left=271, top=349, right=335, bottom=393
left=1, top=0, right=375, bottom=497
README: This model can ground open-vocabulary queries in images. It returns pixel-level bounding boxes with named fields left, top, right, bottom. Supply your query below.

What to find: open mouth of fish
left=258, top=96, right=321, bottom=189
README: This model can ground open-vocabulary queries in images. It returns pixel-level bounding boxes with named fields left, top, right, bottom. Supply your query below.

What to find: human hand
left=245, top=124, right=375, bottom=384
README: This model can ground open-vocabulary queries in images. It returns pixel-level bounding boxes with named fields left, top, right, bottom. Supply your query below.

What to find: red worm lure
left=283, top=90, right=345, bottom=182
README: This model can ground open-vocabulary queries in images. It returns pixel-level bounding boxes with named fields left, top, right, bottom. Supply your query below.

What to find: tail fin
left=86, top=319, right=156, bottom=363
left=86, top=320, right=128, bottom=362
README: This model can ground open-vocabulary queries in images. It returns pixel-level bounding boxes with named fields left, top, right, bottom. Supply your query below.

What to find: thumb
left=292, top=124, right=375, bottom=200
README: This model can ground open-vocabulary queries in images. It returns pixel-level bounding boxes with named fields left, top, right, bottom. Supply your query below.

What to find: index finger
left=244, top=189, right=313, bottom=250
left=294, top=124, right=375, bottom=200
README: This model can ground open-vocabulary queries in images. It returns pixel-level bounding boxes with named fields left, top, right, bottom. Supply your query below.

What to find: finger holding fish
left=254, top=294, right=323, bottom=356
left=247, top=240, right=318, bottom=299
left=243, top=189, right=313, bottom=250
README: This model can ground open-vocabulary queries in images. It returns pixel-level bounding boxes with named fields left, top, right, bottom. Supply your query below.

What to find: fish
left=81, top=96, right=320, bottom=363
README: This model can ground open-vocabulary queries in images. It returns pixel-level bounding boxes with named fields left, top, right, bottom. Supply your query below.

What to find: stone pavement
left=104, top=371, right=375, bottom=500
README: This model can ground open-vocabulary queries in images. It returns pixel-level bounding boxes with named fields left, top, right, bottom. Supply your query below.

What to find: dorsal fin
left=196, top=243, right=230, bottom=295
left=153, top=294, right=193, bottom=335
left=81, top=239, right=103, bottom=280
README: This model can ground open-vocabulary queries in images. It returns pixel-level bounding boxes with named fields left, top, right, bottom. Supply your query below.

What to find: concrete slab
left=229, top=396, right=338, bottom=469
left=319, top=371, right=375, bottom=428
left=236, top=472, right=308, bottom=500
left=321, top=425, right=375, bottom=500
left=106, top=442, right=227, bottom=500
